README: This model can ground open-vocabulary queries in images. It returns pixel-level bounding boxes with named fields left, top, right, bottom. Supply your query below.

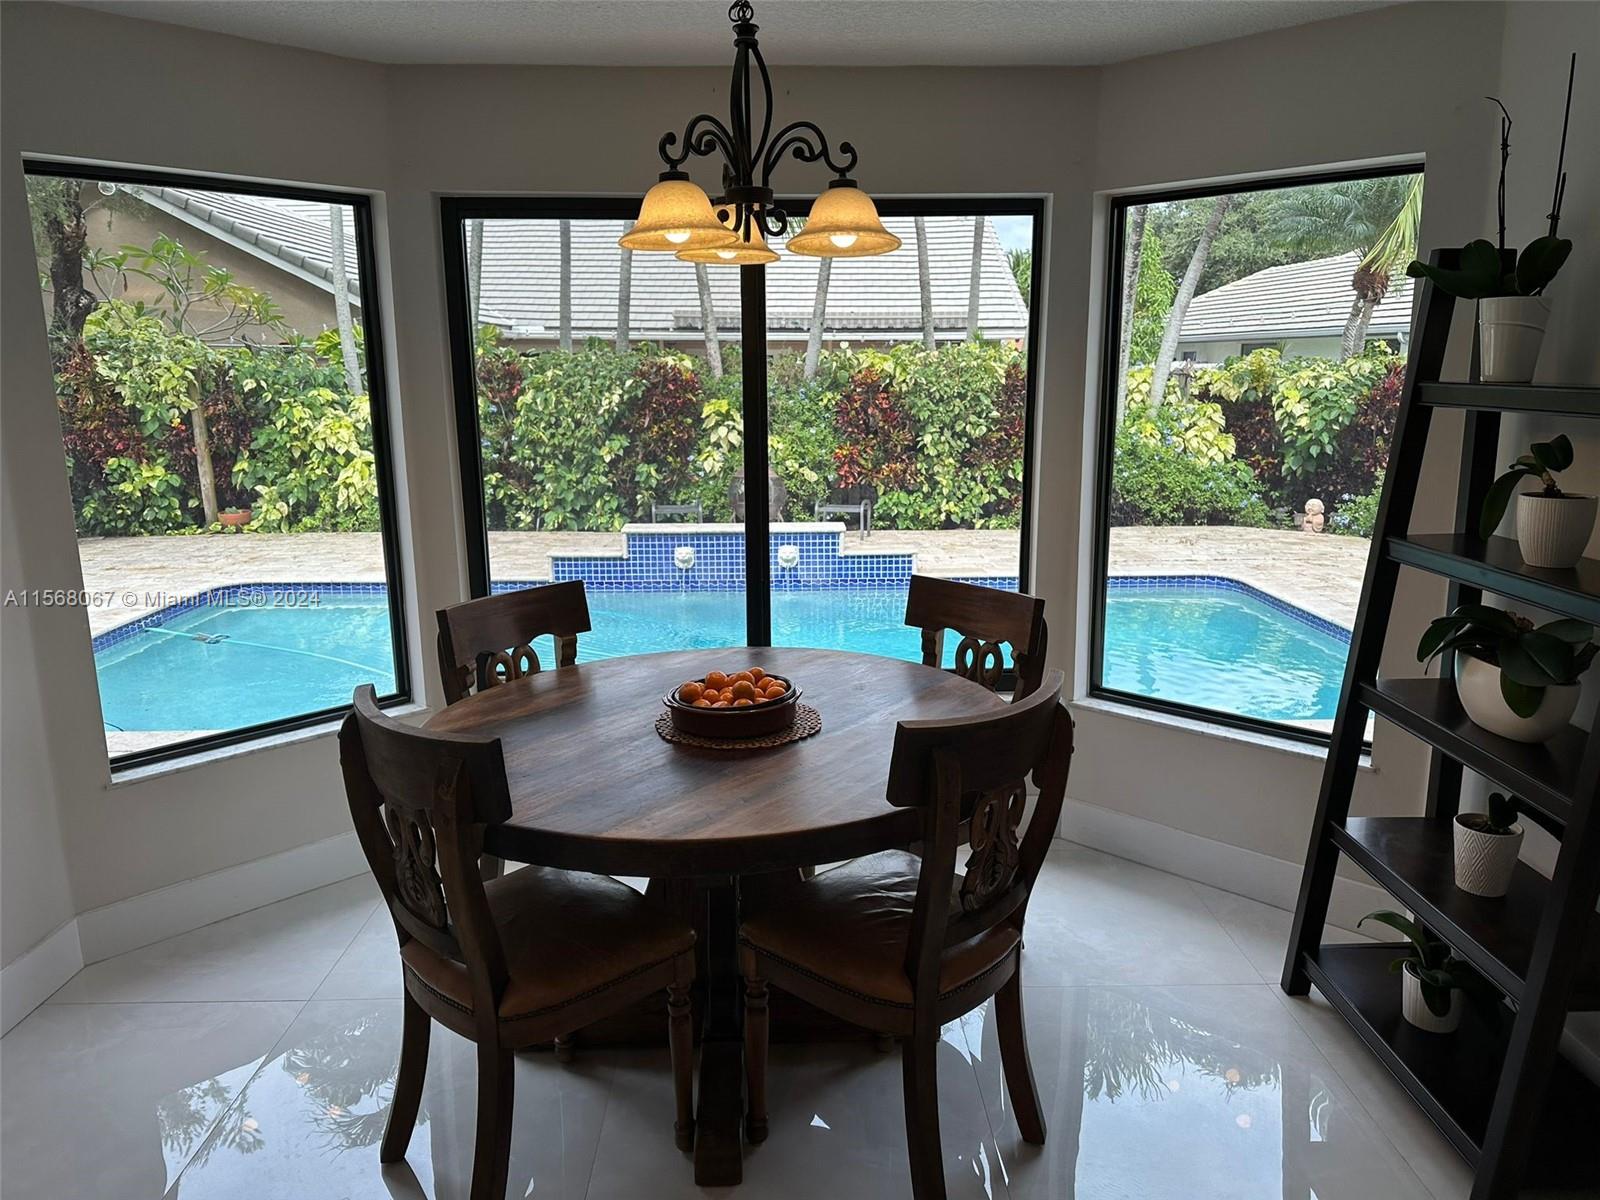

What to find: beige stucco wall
left=2, top=0, right=1591, bottom=973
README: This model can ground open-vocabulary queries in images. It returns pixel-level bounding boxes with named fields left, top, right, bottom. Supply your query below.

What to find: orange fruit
left=731, top=680, right=757, bottom=701
left=730, top=670, right=754, bottom=686
left=753, top=693, right=771, bottom=704
left=749, top=667, right=766, bottom=682
left=721, top=688, right=735, bottom=702
left=712, top=699, right=732, bottom=708
left=706, top=671, right=728, bottom=689
left=692, top=698, right=713, bottom=708
left=679, top=681, right=704, bottom=703
left=764, top=679, right=788, bottom=696
left=733, top=697, right=754, bottom=707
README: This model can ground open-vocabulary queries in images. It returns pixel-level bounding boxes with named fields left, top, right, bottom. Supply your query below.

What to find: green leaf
left=1417, top=614, right=1473, bottom=663
left=1515, top=236, right=1572, bottom=295
left=1498, top=671, right=1545, bottom=719
left=1539, top=617, right=1594, bottom=645
left=1480, top=469, right=1533, bottom=538
left=1532, top=433, right=1574, bottom=474
left=1358, top=910, right=1432, bottom=958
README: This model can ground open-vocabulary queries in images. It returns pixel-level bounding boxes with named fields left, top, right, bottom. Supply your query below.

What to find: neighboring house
left=88, top=185, right=1029, bottom=351
left=1176, top=251, right=1414, bottom=362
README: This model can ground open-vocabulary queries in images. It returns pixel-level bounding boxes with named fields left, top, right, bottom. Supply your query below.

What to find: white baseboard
left=1057, top=796, right=1388, bottom=934
left=1, top=920, right=83, bottom=1035
left=74, top=831, right=368, bottom=964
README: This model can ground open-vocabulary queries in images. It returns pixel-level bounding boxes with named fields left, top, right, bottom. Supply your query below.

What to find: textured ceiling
left=64, top=1, right=1398, bottom=66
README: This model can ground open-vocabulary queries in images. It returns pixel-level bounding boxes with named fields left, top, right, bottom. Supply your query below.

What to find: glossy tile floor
left=1, top=845, right=1487, bottom=1200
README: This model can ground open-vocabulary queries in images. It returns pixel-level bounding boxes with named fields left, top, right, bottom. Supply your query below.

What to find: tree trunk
left=43, top=184, right=96, bottom=356
left=804, top=258, right=832, bottom=379
left=1150, top=195, right=1231, bottom=409
left=966, top=215, right=985, bottom=341
left=1339, top=293, right=1375, bottom=360
left=1115, top=206, right=1147, bottom=423
left=328, top=205, right=364, bottom=396
left=468, top=218, right=485, bottom=329
left=616, top=247, right=632, bottom=353
left=559, top=218, right=573, bottom=352
left=188, top=379, right=220, bottom=527
left=696, top=264, right=723, bottom=378
left=914, top=216, right=936, bottom=351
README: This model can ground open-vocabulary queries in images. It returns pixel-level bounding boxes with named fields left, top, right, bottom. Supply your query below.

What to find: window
left=443, top=198, right=1041, bottom=673
left=23, top=164, right=408, bottom=767
left=1091, top=167, right=1423, bottom=740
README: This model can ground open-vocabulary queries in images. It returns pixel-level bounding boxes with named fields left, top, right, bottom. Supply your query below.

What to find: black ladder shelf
left=1282, top=248, right=1600, bottom=1199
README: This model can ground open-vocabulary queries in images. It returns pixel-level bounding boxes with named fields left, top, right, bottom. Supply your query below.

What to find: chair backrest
left=885, top=669, right=1072, bottom=1007
left=436, top=581, right=592, bottom=705
left=903, top=575, right=1048, bottom=697
left=339, top=685, right=513, bottom=1015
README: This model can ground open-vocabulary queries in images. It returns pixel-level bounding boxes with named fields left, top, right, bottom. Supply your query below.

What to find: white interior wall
left=1, top=1, right=1589, bottom=1004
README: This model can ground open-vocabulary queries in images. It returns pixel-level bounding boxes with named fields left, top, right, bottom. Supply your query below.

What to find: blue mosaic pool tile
left=551, top=528, right=918, bottom=591
left=90, top=582, right=391, bottom=653
left=1107, top=574, right=1351, bottom=644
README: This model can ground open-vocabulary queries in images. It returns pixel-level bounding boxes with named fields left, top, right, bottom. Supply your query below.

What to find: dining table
left=425, top=645, right=1007, bottom=1185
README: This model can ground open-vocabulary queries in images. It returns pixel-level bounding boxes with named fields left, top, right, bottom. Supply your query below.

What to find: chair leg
left=902, top=1030, right=946, bottom=1200
left=996, top=972, right=1047, bottom=1145
left=668, top=980, right=696, bottom=1151
left=743, top=975, right=770, bottom=1144
left=479, top=855, right=504, bottom=882
left=470, top=1045, right=514, bottom=1200
left=380, top=990, right=431, bottom=1163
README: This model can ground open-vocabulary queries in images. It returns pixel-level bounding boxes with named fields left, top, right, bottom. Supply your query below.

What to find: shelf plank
left=1389, top=534, right=1600, bottom=625
left=1418, top=381, right=1600, bottom=417
left=1303, top=943, right=1600, bottom=1183
left=1360, top=679, right=1587, bottom=825
left=1332, top=817, right=1600, bottom=1008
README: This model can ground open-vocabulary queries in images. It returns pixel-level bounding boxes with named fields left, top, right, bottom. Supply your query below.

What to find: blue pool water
left=93, top=580, right=1350, bottom=731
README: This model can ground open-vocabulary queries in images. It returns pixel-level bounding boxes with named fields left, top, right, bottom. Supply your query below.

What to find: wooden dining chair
left=339, top=686, right=697, bottom=1200
left=436, top=581, right=592, bottom=706
left=738, top=669, right=1072, bottom=1200
left=903, top=575, right=1048, bottom=698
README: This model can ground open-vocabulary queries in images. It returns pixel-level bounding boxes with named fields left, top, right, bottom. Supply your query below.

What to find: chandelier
left=619, top=0, right=900, bottom=263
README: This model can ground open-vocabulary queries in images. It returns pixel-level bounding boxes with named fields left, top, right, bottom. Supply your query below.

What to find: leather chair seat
left=400, top=866, right=694, bottom=1022
left=739, top=851, right=1019, bottom=1008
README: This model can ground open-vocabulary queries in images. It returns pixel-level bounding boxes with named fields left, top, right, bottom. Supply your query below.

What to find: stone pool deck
left=75, top=525, right=1366, bottom=637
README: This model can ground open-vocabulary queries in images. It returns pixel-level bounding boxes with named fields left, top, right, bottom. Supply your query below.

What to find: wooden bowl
left=663, top=675, right=802, bottom=740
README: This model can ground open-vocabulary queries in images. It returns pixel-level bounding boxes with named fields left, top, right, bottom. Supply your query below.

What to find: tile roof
left=1178, top=251, right=1415, bottom=343
left=129, top=186, right=1030, bottom=343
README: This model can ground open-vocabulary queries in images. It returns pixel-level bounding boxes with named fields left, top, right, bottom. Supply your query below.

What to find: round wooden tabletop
left=424, top=647, right=1006, bottom=877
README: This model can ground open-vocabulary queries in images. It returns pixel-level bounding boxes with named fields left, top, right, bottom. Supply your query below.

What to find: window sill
left=1070, top=695, right=1375, bottom=771
left=109, top=700, right=430, bottom=789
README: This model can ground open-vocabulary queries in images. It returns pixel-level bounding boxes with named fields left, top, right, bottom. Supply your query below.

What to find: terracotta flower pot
left=1454, top=653, right=1579, bottom=744
left=1401, top=961, right=1462, bottom=1034
left=1453, top=813, right=1524, bottom=898
left=1515, top=492, right=1596, bottom=568
left=218, top=509, right=252, bottom=528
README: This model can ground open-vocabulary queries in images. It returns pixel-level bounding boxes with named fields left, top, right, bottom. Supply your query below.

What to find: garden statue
left=730, top=467, right=788, bottom=522
left=1303, top=498, right=1326, bottom=533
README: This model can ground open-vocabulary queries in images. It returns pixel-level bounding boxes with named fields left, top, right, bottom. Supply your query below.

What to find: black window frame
left=23, top=159, right=412, bottom=772
left=441, top=195, right=1046, bottom=682
left=1089, top=164, right=1421, bottom=747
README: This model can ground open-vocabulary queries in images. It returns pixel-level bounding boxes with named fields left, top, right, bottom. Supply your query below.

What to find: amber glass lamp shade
left=676, top=210, right=779, bottom=265
left=619, top=175, right=738, bottom=252
left=785, top=181, right=901, bottom=258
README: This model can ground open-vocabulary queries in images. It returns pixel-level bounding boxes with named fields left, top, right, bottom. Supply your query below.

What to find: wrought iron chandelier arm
left=760, top=121, right=858, bottom=184
left=658, top=114, right=739, bottom=173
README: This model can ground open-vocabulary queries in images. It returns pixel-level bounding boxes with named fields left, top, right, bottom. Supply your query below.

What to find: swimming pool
left=92, top=578, right=1350, bottom=732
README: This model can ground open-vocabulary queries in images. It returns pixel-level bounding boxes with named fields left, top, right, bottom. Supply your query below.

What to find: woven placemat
left=655, top=704, right=822, bottom=750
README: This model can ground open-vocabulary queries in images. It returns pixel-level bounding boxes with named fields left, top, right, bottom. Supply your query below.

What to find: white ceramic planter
left=1479, top=296, right=1551, bottom=383
left=1455, top=653, right=1580, bottom=744
left=1516, top=492, right=1597, bottom=568
left=1453, top=814, right=1524, bottom=898
left=1401, top=961, right=1462, bottom=1034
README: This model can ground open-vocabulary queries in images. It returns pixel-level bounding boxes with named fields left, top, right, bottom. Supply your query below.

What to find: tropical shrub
left=1328, top=487, right=1381, bottom=538
left=233, top=386, right=378, bottom=532
left=78, top=456, right=191, bottom=536
left=1109, top=402, right=1272, bottom=528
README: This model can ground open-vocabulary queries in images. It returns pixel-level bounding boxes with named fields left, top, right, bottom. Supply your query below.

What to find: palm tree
left=1150, top=195, right=1231, bottom=408
left=1270, top=174, right=1424, bottom=359
left=695, top=263, right=723, bottom=377
left=804, top=257, right=831, bottom=379
left=966, top=215, right=985, bottom=340
left=1007, top=248, right=1032, bottom=307
left=467, top=218, right=485, bottom=329
left=558, top=218, right=573, bottom=352
left=327, top=205, right=363, bottom=397
left=1115, top=205, right=1148, bottom=418
left=914, top=215, right=935, bottom=351
left=616, top=246, right=632, bottom=353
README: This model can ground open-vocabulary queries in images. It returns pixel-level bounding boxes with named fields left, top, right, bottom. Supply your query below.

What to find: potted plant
left=1407, top=78, right=1577, bottom=382
left=1357, top=911, right=1477, bottom=1034
left=1454, top=792, right=1524, bottom=898
left=1417, top=604, right=1596, bottom=743
left=218, top=506, right=252, bottom=529
left=1479, top=434, right=1595, bottom=568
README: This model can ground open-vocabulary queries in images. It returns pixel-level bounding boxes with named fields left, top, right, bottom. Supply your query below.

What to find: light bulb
left=829, top=232, right=858, bottom=249
left=717, top=248, right=737, bottom=259
left=664, top=229, right=692, bottom=245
